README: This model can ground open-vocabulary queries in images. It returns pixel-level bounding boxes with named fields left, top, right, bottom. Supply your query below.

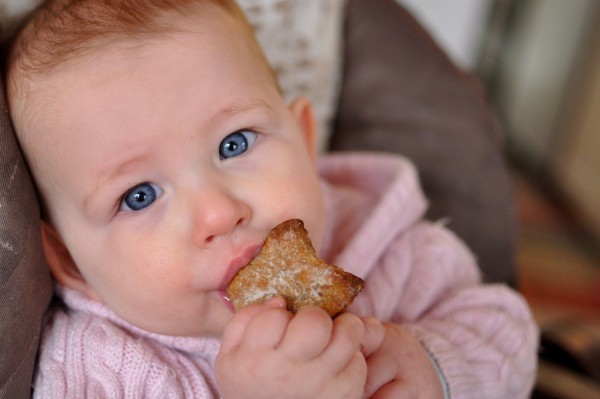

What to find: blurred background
left=399, top=0, right=600, bottom=316
left=398, top=0, right=600, bottom=396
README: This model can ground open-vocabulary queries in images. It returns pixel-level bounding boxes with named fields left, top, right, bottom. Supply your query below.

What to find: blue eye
left=219, top=130, right=257, bottom=160
left=120, top=183, right=163, bottom=211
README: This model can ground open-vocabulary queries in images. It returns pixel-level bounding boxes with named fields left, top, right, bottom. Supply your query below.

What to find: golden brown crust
left=226, top=219, right=364, bottom=317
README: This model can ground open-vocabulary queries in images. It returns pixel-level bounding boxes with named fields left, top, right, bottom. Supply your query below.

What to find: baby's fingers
left=220, top=296, right=286, bottom=354
left=241, top=305, right=293, bottom=351
left=279, top=306, right=333, bottom=360
left=361, top=317, right=385, bottom=358
left=364, top=348, right=397, bottom=398
left=324, top=351, right=368, bottom=399
left=321, top=312, right=365, bottom=371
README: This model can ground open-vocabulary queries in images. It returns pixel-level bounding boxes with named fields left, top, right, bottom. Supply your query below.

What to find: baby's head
left=4, top=0, right=325, bottom=337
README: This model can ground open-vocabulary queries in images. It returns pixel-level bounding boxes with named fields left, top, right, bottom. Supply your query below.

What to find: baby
left=3, top=0, right=539, bottom=398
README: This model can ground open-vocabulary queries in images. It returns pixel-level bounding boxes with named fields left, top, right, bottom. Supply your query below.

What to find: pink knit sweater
left=34, top=153, right=538, bottom=398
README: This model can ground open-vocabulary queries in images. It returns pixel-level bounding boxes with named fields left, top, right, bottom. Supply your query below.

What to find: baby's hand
left=363, top=322, right=444, bottom=399
left=215, top=297, right=368, bottom=399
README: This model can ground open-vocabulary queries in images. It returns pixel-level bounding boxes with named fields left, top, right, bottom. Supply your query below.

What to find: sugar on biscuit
left=226, top=219, right=364, bottom=317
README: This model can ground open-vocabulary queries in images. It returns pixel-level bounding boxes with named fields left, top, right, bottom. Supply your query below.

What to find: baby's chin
left=137, top=317, right=231, bottom=339
left=118, top=304, right=233, bottom=339
left=178, top=311, right=234, bottom=339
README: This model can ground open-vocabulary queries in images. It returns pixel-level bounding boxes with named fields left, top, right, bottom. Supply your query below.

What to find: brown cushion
left=330, top=0, right=518, bottom=285
left=0, top=77, right=53, bottom=398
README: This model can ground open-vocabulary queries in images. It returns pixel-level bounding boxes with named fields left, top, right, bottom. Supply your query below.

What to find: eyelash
left=219, top=129, right=258, bottom=160
left=118, top=182, right=163, bottom=212
left=112, top=128, right=261, bottom=215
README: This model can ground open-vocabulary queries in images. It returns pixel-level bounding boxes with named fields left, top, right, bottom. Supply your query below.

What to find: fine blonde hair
left=3, top=0, right=256, bottom=101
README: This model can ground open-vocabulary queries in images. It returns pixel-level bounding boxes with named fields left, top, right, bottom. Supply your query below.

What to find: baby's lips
left=220, top=290, right=235, bottom=312
left=221, top=243, right=264, bottom=290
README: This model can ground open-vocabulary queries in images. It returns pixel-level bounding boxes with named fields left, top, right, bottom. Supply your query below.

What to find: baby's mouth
left=218, top=244, right=263, bottom=312
left=219, top=290, right=235, bottom=312
left=220, top=244, right=263, bottom=291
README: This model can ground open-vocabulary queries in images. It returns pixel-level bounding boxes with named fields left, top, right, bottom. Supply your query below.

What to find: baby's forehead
left=10, top=1, right=243, bottom=71
left=10, top=17, right=206, bottom=112
left=8, top=1, right=272, bottom=140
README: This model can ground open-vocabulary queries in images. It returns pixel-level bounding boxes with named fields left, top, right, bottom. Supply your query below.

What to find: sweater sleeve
left=363, top=221, right=539, bottom=399
left=33, top=307, right=219, bottom=398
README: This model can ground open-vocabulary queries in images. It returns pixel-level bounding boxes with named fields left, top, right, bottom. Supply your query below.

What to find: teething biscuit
left=226, top=219, right=364, bottom=317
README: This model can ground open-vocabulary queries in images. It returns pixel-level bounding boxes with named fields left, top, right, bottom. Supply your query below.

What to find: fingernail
left=264, top=296, right=286, bottom=308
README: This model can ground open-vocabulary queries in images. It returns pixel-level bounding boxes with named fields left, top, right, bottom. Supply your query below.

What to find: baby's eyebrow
left=212, top=98, right=274, bottom=121
left=83, top=154, right=149, bottom=211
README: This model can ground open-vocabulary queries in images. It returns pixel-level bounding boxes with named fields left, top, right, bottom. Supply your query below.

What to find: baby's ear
left=289, top=96, right=317, bottom=157
left=41, top=222, right=100, bottom=301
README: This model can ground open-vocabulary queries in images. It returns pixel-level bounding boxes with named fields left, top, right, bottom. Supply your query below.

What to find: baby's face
left=16, top=8, right=325, bottom=337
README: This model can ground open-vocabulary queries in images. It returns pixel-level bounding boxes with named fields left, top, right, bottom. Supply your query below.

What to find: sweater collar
left=318, top=152, right=428, bottom=277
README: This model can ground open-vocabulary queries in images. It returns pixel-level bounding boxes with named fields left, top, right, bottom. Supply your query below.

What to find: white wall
left=494, top=0, right=594, bottom=167
left=397, top=0, right=493, bottom=71
left=0, top=0, right=42, bottom=39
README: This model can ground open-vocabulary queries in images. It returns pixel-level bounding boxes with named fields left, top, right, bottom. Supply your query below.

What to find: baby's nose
left=191, top=188, right=251, bottom=246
